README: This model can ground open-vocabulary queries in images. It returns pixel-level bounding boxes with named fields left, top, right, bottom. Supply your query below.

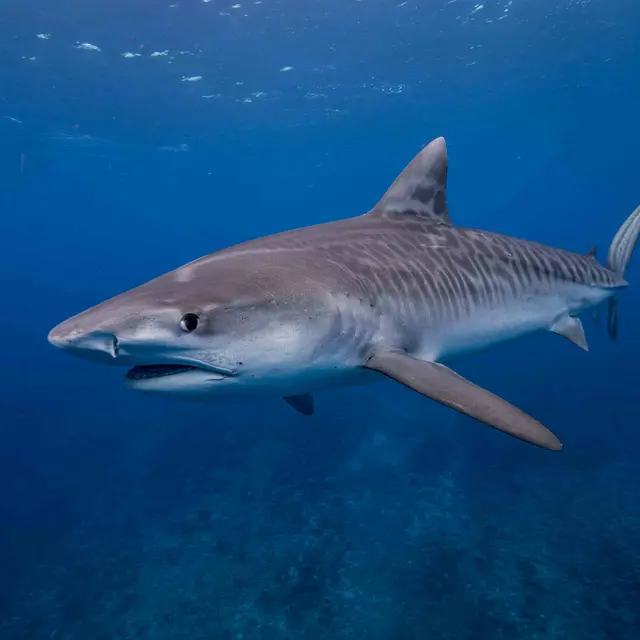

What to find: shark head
left=47, top=249, right=350, bottom=400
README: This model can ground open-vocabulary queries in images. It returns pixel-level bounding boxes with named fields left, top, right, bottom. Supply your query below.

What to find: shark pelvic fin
left=369, top=137, right=451, bottom=225
left=364, top=350, right=562, bottom=451
left=550, top=314, right=589, bottom=351
left=284, top=394, right=314, bottom=416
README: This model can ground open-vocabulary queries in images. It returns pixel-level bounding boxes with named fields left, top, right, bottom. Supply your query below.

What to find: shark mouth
left=125, top=364, right=234, bottom=381
left=126, top=364, right=199, bottom=380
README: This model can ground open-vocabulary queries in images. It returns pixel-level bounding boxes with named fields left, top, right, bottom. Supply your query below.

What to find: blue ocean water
left=1, top=0, right=640, bottom=638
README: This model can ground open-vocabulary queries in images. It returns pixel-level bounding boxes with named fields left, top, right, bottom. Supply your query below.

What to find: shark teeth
left=126, top=364, right=197, bottom=380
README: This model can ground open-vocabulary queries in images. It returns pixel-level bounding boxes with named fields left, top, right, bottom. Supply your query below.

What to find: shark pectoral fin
left=364, top=350, right=562, bottom=451
left=284, top=394, right=314, bottom=416
left=550, top=314, right=589, bottom=351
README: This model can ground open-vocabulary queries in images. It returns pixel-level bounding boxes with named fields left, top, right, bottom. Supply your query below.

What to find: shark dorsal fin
left=369, top=137, right=451, bottom=225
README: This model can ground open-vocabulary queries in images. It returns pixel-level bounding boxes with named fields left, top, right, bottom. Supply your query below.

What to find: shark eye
left=180, top=313, right=199, bottom=332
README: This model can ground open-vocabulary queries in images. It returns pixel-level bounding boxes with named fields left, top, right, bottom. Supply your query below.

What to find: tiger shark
left=48, top=137, right=640, bottom=450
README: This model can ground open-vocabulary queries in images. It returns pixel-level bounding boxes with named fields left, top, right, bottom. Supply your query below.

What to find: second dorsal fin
left=368, top=137, right=451, bottom=225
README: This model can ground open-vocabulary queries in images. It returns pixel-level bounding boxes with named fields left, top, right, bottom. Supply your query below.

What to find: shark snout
left=48, top=321, right=120, bottom=364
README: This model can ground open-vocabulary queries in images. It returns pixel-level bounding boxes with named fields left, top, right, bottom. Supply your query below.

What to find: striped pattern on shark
left=48, top=137, right=640, bottom=451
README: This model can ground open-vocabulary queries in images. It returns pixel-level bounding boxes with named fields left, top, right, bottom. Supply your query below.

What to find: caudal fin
left=606, top=204, right=640, bottom=339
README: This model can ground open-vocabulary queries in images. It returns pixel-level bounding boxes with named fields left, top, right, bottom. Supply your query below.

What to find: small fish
left=75, top=42, right=101, bottom=51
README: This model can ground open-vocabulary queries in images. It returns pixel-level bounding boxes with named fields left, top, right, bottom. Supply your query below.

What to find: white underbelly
left=228, top=363, right=380, bottom=396
left=414, top=285, right=613, bottom=363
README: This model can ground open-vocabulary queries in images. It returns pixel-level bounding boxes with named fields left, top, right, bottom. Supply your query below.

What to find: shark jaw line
left=124, top=362, right=235, bottom=393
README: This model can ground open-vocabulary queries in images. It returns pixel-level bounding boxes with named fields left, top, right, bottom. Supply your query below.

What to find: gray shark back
left=185, top=213, right=623, bottom=331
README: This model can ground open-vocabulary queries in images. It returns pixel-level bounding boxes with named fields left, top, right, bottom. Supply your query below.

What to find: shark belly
left=411, top=281, right=616, bottom=363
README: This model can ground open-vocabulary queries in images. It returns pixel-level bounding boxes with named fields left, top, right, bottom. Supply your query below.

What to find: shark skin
left=48, top=137, right=640, bottom=451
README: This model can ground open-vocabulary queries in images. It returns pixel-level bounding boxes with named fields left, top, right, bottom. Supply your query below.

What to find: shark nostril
left=47, top=325, right=122, bottom=363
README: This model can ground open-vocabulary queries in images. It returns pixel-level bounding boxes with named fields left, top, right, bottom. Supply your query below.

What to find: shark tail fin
left=605, top=204, right=640, bottom=340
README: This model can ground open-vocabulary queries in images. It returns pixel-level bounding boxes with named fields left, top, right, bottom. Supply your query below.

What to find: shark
left=48, top=137, right=640, bottom=451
